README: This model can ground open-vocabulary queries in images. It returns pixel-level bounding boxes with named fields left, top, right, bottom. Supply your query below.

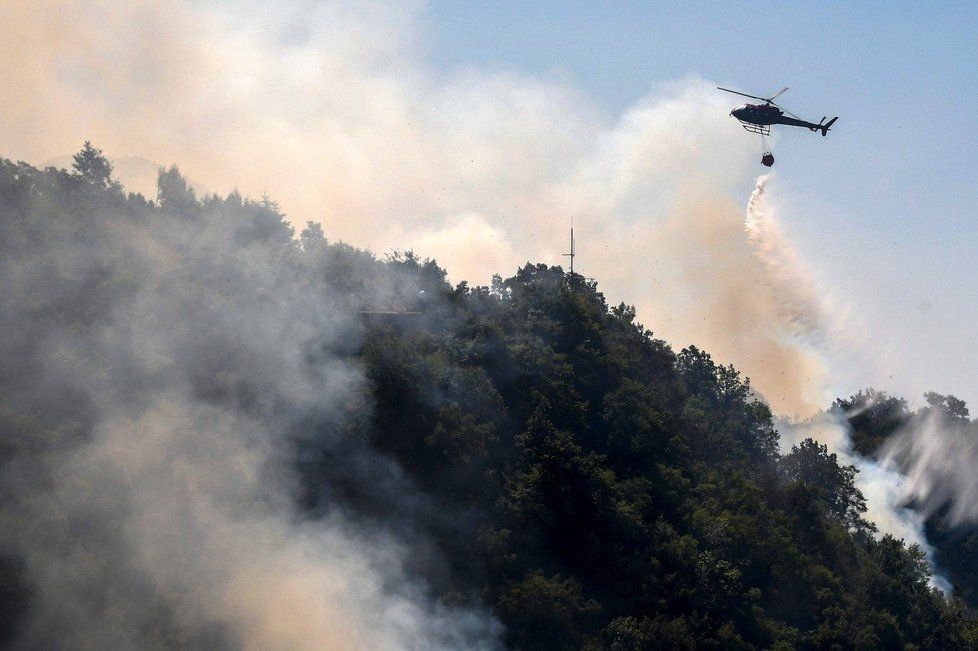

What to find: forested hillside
left=0, top=145, right=976, bottom=649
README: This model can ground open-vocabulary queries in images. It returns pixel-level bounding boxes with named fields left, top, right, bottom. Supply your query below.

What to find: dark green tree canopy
left=781, top=438, right=870, bottom=532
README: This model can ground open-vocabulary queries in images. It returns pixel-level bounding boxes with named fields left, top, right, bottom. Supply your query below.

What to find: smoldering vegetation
left=2, top=147, right=978, bottom=649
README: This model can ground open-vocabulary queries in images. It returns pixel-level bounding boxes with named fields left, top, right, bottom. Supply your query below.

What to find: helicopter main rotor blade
left=767, top=86, right=789, bottom=101
left=778, top=105, right=803, bottom=120
left=765, top=99, right=801, bottom=120
left=716, top=87, right=770, bottom=102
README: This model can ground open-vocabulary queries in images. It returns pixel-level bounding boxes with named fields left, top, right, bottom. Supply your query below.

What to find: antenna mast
left=562, top=227, right=575, bottom=275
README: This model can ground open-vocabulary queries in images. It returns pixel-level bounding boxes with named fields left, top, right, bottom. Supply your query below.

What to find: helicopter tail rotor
left=820, top=116, right=838, bottom=137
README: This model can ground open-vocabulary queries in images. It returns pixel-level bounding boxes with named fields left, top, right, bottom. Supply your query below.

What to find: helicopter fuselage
left=732, top=103, right=827, bottom=132
left=732, top=103, right=782, bottom=125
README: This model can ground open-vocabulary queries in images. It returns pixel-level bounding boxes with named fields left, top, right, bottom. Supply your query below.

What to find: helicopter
left=717, top=86, right=837, bottom=166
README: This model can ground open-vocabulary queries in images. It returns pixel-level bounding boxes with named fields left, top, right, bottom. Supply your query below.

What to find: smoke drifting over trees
left=0, top=150, right=498, bottom=649
left=2, top=148, right=978, bottom=648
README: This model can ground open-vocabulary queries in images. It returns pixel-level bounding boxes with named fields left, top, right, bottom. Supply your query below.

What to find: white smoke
left=779, top=414, right=939, bottom=566
left=745, top=175, right=827, bottom=341
left=882, top=411, right=978, bottom=527
left=776, top=408, right=953, bottom=592
left=0, top=192, right=501, bottom=648
left=742, top=180, right=949, bottom=589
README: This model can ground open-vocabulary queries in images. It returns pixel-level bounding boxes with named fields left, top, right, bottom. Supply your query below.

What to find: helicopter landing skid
left=738, top=121, right=771, bottom=136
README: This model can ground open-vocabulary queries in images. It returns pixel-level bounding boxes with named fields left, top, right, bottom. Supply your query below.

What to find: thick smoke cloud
left=641, top=176, right=832, bottom=417
left=3, top=0, right=845, bottom=418
left=0, top=183, right=499, bottom=648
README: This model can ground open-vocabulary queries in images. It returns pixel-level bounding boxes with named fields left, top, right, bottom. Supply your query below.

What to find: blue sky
left=425, top=1, right=978, bottom=407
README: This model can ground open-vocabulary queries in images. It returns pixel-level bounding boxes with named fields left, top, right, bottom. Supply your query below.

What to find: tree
left=299, top=221, right=327, bottom=253
left=835, top=389, right=910, bottom=458
left=780, top=438, right=870, bottom=532
left=496, top=572, right=600, bottom=649
left=924, top=392, right=970, bottom=423
left=71, top=141, right=119, bottom=192
left=677, top=346, right=748, bottom=408
left=156, top=164, right=197, bottom=213
left=258, top=193, right=281, bottom=215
